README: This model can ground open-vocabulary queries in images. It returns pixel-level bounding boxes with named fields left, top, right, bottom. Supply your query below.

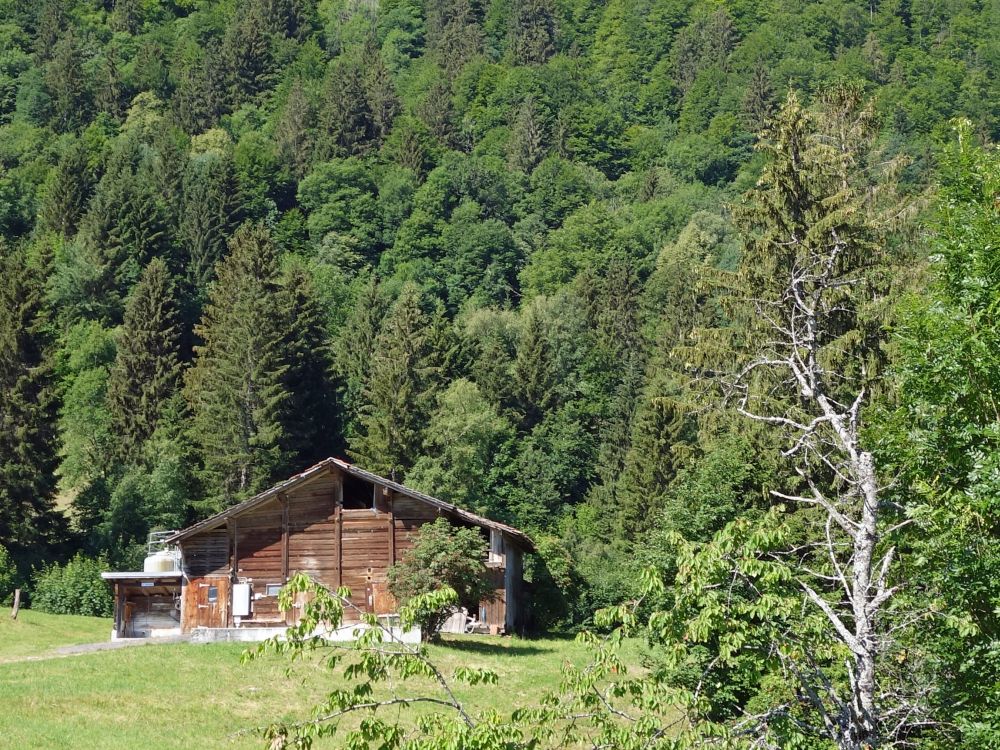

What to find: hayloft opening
left=342, top=473, right=375, bottom=510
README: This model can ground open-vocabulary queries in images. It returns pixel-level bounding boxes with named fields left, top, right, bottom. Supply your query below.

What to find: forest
left=0, top=0, right=997, bottom=747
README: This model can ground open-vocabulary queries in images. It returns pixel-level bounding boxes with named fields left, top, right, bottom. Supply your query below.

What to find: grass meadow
left=0, top=610, right=596, bottom=749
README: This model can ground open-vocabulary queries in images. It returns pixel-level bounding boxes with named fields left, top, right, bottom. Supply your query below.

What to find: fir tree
left=179, top=152, right=243, bottom=292
left=222, top=0, right=276, bottom=107
left=417, top=76, right=455, bottom=144
left=318, top=57, right=375, bottom=158
left=185, top=222, right=291, bottom=507
left=365, top=48, right=401, bottom=145
left=107, top=258, right=182, bottom=463
left=111, top=0, right=142, bottom=34
left=96, top=45, right=128, bottom=122
left=275, top=79, right=315, bottom=180
left=0, top=243, right=65, bottom=566
left=351, top=284, right=438, bottom=480
left=741, top=60, right=775, bottom=134
left=615, top=394, right=693, bottom=537
left=173, top=42, right=227, bottom=135
left=38, top=140, right=91, bottom=237
left=335, top=276, right=389, bottom=424
left=507, top=96, right=546, bottom=173
left=512, top=299, right=557, bottom=431
left=74, top=144, right=171, bottom=316
left=45, top=30, right=89, bottom=132
left=508, top=0, right=556, bottom=66
left=281, top=266, right=339, bottom=465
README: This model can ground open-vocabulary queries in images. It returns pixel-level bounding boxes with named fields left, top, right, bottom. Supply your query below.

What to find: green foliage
left=0, top=242, right=64, bottom=566
left=0, top=544, right=14, bottom=602
left=185, top=222, right=291, bottom=508
left=350, top=283, right=439, bottom=479
left=31, top=553, right=113, bottom=617
left=879, top=121, right=1000, bottom=746
left=107, top=258, right=182, bottom=462
left=386, top=517, right=493, bottom=640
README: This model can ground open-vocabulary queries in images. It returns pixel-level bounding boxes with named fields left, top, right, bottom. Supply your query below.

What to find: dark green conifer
left=351, top=284, right=438, bottom=480
left=507, top=96, right=546, bottom=173
left=0, top=242, right=66, bottom=565
left=38, top=140, right=91, bottom=238
left=318, top=57, right=374, bottom=158
left=508, top=0, right=556, bottom=66
left=335, top=276, right=388, bottom=424
left=275, top=79, right=315, bottom=180
left=107, top=258, right=182, bottom=463
left=616, top=394, right=693, bottom=537
left=222, top=1, right=276, bottom=106
left=45, top=30, right=89, bottom=132
left=179, top=152, right=243, bottom=291
left=512, top=300, right=557, bottom=430
left=281, top=265, right=339, bottom=465
left=185, top=222, right=290, bottom=507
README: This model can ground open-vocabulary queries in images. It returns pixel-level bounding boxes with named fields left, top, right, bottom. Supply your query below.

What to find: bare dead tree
left=725, top=227, right=927, bottom=749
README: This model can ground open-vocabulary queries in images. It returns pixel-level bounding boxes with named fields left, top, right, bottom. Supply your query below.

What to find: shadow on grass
left=435, top=637, right=554, bottom=657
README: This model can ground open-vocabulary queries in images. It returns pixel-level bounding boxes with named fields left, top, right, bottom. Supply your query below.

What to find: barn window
left=488, top=530, right=504, bottom=565
left=207, top=585, right=218, bottom=603
left=265, top=584, right=282, bottom=597
left=343, top=473, right=375, bottom=510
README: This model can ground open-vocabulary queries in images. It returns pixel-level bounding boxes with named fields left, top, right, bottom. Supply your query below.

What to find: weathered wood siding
left=177, top=466, right=523, bottom=634
left=182, top=529, right=229, bottom=576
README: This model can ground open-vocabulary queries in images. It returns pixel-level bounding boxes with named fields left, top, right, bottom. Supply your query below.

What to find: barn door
left=194, top=578, right=228, bottom=628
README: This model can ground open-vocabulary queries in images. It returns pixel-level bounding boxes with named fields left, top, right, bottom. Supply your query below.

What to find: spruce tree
left=417, top=76, right=454, bottom=144
left=76, top=147, right=171, bottom=314
left=507, top=96, right=546, bottom=173
left=179, top=151, right=243, bottom=291
left=335, top=276, right=388, bottom=425
left=318, top=57, right=374, bottom=159
left=351, top=284, right=438, bottom=480
left=275, top=79, right=315, bottom=180
left=615, top=394, right=693, bottom=537
left=364, top=47, right=401, bottom=145
left=0, top=243, right=66, bottom=566
left=38, top=140, right=91, bottom=237
left=508, top=0, right=556, bottom=66
left=281, top=264, right=339, bottom=466
left=185, top=222, right=290, bottom=507
left=512, top=299, right=557, bottom=430
left=107, top=258, right=182, bottom=463
left=222, top=0, right=276, bottom=107
left=45, top=30, right=89, bottom=132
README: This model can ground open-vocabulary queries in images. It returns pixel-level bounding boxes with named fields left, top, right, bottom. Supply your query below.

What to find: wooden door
left=192, top=578, right=229, bottom=628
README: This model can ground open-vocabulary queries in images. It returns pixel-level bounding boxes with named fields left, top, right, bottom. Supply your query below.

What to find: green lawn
left=0, top=609, right=111, bottom=662
left=0, top=611, right=594, bottom=749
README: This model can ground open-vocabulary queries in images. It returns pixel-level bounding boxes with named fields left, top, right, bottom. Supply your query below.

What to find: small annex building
left=102, top=458, right=533, bottom=640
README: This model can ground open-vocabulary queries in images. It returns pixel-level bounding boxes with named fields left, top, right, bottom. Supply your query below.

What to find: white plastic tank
left=143, top=549, right=179, bottom=572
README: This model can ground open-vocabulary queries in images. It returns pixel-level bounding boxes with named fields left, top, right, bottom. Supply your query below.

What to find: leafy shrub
left=0, top=544, right=14, bottom=603
left=32, top=553, right=112, bottom=617
left=387, top=517, right=493, bottom=641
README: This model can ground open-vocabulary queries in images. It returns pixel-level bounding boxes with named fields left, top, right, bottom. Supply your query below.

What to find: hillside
left=1, top=1, right=998, bottom=747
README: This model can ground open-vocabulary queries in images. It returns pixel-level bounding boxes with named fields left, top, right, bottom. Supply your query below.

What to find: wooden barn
left=102, top=459, right=533, bottom=640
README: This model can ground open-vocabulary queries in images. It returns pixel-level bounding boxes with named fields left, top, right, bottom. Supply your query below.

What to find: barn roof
left=164, top=458, right=535, bottom=552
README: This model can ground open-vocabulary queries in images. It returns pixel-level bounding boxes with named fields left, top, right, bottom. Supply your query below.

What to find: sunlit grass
left=0, top=611, right=606, bottom=749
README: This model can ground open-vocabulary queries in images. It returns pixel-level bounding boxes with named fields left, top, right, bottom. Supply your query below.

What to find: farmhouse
left=101, top=458, right=533, bottom=640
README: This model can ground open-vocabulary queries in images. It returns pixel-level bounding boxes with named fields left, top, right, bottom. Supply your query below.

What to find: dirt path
left=0, top=636, right=187, bottom=665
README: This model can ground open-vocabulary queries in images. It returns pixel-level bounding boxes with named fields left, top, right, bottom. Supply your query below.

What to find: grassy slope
left=0, top=611, right=592, bottom=749
left=0, top=609, right=111, bottom=662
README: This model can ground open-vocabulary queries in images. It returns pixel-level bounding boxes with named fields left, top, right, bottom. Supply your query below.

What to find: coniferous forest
left=0, top=0, right=999, bottom=747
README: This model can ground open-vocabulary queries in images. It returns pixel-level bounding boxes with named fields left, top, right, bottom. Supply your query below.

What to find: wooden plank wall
left=182, top=529, right=229, bottom=576
left=177, top=467, right=519, bottom=634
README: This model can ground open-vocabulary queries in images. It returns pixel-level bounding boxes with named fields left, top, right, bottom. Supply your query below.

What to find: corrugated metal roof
left=164, top=458, right=535, bottom=551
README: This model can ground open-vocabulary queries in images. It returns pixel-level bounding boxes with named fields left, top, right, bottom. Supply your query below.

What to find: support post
left=280, top=493, right=290, bottom=581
